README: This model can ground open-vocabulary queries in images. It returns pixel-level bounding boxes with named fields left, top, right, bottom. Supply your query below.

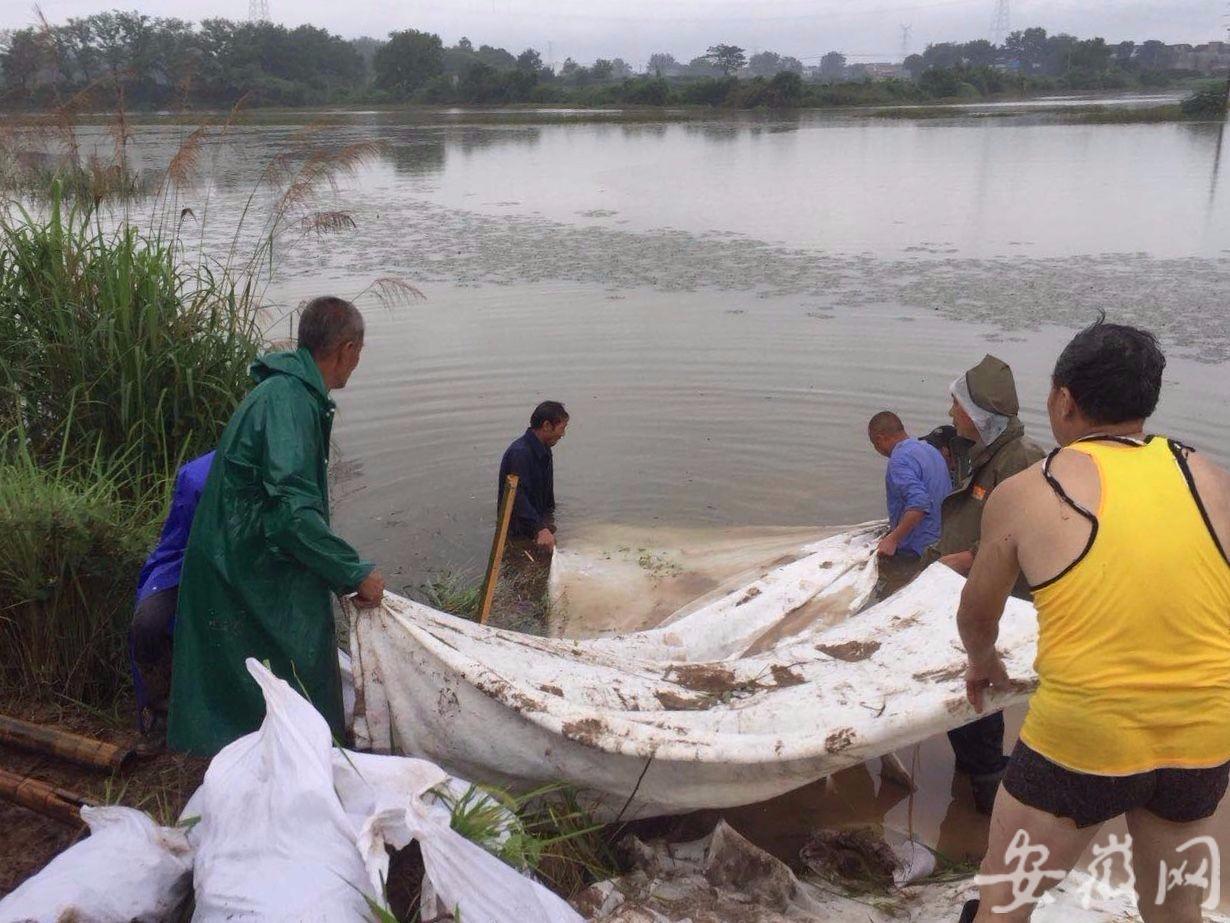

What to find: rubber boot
left=959, top=898, right=980, bottom=922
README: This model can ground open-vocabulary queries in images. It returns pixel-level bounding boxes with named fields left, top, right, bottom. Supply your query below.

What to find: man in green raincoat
left=168, top=296, right=386, bottom=756
left=922, top=354, right=1045, bottom=813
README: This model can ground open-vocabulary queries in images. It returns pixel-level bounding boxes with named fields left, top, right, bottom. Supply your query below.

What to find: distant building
left=1164, top=41, right=1230, bottom=74
left=859, top=62, right=906, bottom=79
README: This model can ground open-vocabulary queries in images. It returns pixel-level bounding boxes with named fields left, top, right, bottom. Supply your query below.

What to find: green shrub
left=1181, top=83, right=1229, bottom=119
left=0, top=451, right=156, bottom=702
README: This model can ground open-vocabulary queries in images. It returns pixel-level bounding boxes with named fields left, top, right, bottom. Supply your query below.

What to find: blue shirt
left=498, top=429, right=555, bottom=539
left=135, top=451, right=215, bottom=603
left=885, top=438, right=951, bottom=557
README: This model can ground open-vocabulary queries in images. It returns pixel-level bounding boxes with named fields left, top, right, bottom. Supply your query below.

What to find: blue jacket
left=498, top=429, right=555, bottom=539
left=885, top=438, right=951, bottom=556
left=135, top=450, right=216, bottom=604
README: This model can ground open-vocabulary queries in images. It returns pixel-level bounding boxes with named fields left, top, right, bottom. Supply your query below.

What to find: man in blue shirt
left=497, top=402, right=569, bottom=605
left=868, top=411, right=952, bottom=595
left=131, top=450, right=214, bottom=736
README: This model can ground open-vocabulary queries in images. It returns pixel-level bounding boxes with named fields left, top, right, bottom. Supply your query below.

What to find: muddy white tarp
left=350, top=525, right=1040, bottom=818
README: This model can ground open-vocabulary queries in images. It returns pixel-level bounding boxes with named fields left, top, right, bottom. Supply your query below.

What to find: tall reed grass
left=0, top=97, right=400, bottom=704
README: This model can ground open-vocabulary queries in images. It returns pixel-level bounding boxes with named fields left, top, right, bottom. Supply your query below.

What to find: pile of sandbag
left=0, top=659, right=581, bottom=923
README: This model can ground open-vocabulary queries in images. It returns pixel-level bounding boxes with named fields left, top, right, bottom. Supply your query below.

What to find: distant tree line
left=0, top=12, right=1208, bottom=111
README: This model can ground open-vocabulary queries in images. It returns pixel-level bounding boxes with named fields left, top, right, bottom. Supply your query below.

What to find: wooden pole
left=479, top=473, right=519, bottom=626
left=0, top=769, right=92, bottom=827
left=0, top=715, right=133, bottom=773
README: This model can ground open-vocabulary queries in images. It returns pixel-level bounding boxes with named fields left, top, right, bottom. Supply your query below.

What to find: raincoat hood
left=250, top=348, right=330, bottom=403
left=964, top=354, right=1020, bottom=417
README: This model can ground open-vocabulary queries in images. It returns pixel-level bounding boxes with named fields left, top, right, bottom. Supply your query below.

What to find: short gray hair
left=298, top=296, right=365, bottom=357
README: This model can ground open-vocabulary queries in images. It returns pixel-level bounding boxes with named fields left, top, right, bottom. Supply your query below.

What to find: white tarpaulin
left=350, top=525, right=1039, bottom=818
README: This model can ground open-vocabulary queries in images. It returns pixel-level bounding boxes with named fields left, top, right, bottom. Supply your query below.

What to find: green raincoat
left=167, top=348, right=372, bottom=756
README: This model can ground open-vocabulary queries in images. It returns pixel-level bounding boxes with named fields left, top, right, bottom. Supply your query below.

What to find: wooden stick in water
left=0, top=715, right=133, bottom=773
left=479, top=473, right=519, bottom=626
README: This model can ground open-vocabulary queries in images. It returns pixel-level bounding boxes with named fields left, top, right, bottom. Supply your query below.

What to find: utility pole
left=900, top=24, right=912, bottom=62
left=990, top=0, right=1010, bottom=46
left=248, top=0, right=270, bottom=22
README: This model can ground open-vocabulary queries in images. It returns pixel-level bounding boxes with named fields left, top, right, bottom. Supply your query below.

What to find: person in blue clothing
left=131, top=450, right=215, bottom=736
left=868, top=411, right=953, bottom=597
left=497, top=401, right=569, bottom=605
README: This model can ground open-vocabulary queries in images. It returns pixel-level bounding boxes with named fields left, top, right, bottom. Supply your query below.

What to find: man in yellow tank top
left=955, top=319, right=1230, bottom=922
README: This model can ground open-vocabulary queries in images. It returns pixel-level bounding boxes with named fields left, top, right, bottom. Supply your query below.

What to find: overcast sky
left=3, top=0, right=1225, bottom=66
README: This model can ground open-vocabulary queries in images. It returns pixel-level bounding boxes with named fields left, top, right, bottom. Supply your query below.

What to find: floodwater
left=141, top=104, right=1226, bottom=592
left=59, top=102, right=1230, bottom=902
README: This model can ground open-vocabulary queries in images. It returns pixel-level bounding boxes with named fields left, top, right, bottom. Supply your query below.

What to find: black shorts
left=1003, top=740, right=1230, bottom=829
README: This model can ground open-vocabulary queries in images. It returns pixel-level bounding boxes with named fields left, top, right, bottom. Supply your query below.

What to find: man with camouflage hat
left=924, top=355, right=1045, bottom=813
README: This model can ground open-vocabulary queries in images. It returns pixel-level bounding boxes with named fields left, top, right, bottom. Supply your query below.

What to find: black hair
left=1052, top=315, right=1165, bottom=425
left=530, top=401, right=569, bottom=429
left=921, top=424, right=958, bottom=452
left=298, top=296, right=365, bottom=357
left=867, top=411, right=905, bottom=436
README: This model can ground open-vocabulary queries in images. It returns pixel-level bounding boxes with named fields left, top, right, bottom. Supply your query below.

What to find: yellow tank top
left=1020, top=436, right=1230, bottom=776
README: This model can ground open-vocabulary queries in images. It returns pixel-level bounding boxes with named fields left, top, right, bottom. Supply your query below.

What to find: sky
left=2, top=0, right=1226, bottom=66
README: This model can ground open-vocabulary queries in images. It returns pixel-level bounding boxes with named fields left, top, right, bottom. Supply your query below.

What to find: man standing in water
left=958, top=320, right=1230, bottom=922
left=867, top=411, right=952, bottom=597
left=168, top=296, right=386, bottom=756
left=498, top=401, right=569, bottom=602
left=925, top=355, right=1044, bottom=813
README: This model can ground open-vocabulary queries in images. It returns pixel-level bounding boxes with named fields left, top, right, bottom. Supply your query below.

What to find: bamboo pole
left=0, top=715, right=133, bottom=773
left=479, top=473, right=519, bottom=626
left=0, top=769, right=92, bottom=827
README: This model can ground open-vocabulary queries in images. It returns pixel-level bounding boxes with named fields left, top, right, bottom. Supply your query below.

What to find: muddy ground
left=0, top=698, right=207, bottom=897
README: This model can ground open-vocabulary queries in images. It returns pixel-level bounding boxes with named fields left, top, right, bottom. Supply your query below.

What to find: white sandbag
left=0, top=806, right=192, bottom=923
left=189, top=659, right=378, bottom=921
left=190, top=658, right=581, bottom=923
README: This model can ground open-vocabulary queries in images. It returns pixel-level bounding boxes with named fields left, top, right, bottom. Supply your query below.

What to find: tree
left=1115, top=41, right=1135, bottom=67
left=819, top=51, right=846, bottom=78
left=962, top=39, right=998, bottom=68
left=1136, top=40, right=1169, bottom=71
left=1069, top=37, right=1111, bottom=74
left=921, top=42, right=963, bottom=71
left=647, top=51, right=678, bottom=76
left=458, top=36, right=473, bottom=52
left=0, top=27, right=44, bottom=95
left=746, top=50, right=783, bottom=77
left=1041, top=33, right=1079, bottom=76
left=705, top=44, right=746, bottom=75
left=590, top=58, right=615, bottom=81
left=778, top=55, right=804, bottom=75
left=610, top=57, right=632, bottom=78
left=903, top=53, right=925, bottom=80
left=1004, top=26, right=1048, bottom=74
left=373, top=29, right=443, bottom=96
left=516, top=47, right=541, bottom=72
left=686, top=55, right=720, bottom=76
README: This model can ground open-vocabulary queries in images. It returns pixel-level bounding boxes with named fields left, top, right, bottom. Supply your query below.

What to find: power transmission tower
left=990, top=0, right=1010, bottom=45
left=900, top=24, right=912, bottom=61
left=248, top=0, right=270, bottom=22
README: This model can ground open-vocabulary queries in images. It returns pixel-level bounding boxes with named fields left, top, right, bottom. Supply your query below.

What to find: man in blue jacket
left=131, top=450, right=215, bottom=737
left=497, top=401, right=569, bottom=603
left=868, top=411, right=952, bottom=597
